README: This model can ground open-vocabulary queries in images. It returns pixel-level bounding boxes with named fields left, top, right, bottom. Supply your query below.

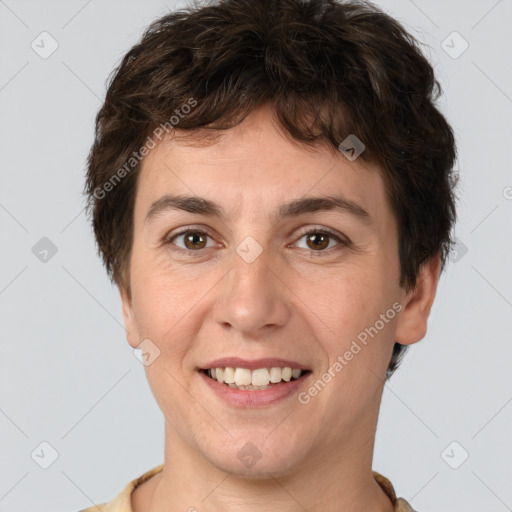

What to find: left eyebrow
left=145, top=194, right=373, bottom=225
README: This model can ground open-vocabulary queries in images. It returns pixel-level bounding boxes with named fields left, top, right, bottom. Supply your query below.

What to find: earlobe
left=119, top=286, right=139, bottom=349
left=394, top=252, right=442, bottom=346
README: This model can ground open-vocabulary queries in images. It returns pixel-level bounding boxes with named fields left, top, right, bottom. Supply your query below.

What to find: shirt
left=78, top=464, right=416, bottom=511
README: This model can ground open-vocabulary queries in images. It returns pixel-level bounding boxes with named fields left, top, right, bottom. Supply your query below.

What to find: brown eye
left=166, top=229, right=215, bottom=253
left=183, top=231, right=207, bottom=250
left=305, top=232, right=330, bottom=251
left=294, top=228, right=347, bottom=254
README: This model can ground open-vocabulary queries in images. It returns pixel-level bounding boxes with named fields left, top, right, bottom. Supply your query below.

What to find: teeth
left=205, top=366, right=305, bottom=388
left=223, top=367, right=235, bottom=384
left=270, top=367, right=282, bottom=383
left=252, top=368, right=270, bottom=386
left=282, top=367, right=292, bottom=382
left=234, top=368, right=252, bottom=386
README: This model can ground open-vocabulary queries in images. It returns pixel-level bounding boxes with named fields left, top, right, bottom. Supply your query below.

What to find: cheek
left=128, top=266, right=188, bottom=356
left=301, top=264, right=397, bottom=365
left=302, top=267, right=376, bottom=328
left=306, top=270, right=396, bottom=424
left=130, top=244, right=192, bottom=323
left=129, top=253, right=219, bottom=370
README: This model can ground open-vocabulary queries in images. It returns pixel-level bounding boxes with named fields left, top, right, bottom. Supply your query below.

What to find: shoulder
left=373, top=471, right=418, bottom=512
left=75, top=464, right=164, bottom=512
left=77, top=506, right=108, bottom=512
left=396, top=497, right=419, bottom=511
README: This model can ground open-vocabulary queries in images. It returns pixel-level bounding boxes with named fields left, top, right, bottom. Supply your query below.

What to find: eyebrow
left=145, top=194, right=372, bottom=225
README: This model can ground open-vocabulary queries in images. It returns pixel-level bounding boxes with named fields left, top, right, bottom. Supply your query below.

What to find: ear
left=395, top=252, right=442, bottom=346
left=119, top=285, right=140, bottom=349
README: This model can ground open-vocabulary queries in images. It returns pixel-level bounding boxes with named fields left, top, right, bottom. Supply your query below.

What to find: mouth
left=200, top=366, right=312, bottom=391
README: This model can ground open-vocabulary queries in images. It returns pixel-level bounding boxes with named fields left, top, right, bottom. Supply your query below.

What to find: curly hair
left=84, top=0, right=458, bottom=379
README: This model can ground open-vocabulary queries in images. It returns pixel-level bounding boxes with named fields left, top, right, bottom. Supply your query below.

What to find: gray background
left=0, top=0, right=511, bottom=510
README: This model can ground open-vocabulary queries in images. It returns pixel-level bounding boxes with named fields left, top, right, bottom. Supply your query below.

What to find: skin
left=121, top=103, right=441, bottom=512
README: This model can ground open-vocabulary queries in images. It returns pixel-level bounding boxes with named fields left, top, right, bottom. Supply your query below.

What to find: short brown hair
left=85, top=0, right=458, bottom=379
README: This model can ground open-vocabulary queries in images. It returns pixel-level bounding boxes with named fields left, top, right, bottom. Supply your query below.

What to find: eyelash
left=163, top=226, right=349, bottom=257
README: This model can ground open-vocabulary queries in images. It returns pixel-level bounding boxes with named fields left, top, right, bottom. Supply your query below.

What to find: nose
left=212, top=245, right=292, bottom=338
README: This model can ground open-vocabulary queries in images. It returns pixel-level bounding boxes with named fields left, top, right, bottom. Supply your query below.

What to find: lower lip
left=199, top=370, right=310, bottom=407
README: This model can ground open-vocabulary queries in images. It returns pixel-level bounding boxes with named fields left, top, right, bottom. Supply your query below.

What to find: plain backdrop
left=0, top=0, right=511, bottom=511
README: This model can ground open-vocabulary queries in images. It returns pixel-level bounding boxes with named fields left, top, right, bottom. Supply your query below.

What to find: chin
left=203, top=434, right=308, bottom=479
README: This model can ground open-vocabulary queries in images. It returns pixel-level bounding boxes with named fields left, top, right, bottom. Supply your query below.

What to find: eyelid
left=163, top=225, right=220, bottom=251
left=293, top=225, right=347, bottom=242
left=164, top=225, right=350, bottom=255
left=290, top=225, right=349, bottom=251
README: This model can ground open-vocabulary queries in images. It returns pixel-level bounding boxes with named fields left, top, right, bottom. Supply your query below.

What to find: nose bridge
left=213, top=239, right=290, bottom=336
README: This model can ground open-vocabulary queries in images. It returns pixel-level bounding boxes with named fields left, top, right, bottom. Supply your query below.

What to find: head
left=85, top=0, right=457, bottom=475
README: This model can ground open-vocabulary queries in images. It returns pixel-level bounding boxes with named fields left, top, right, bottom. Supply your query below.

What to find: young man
left=82, top=0, right=457, bottom=510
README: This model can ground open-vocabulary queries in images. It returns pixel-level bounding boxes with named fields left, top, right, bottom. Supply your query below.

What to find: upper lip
left=199, top=357, right=310, bottom=371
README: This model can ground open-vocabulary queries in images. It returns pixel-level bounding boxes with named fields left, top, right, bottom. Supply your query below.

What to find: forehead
left=134, top=107, right=392, bottom=230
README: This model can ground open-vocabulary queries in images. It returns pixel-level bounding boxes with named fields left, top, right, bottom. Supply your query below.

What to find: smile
left=202, top=366, right=310, bottom=390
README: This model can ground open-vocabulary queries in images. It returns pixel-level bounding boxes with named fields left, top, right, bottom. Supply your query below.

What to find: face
left=121, top=104, right=439, bottom=477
